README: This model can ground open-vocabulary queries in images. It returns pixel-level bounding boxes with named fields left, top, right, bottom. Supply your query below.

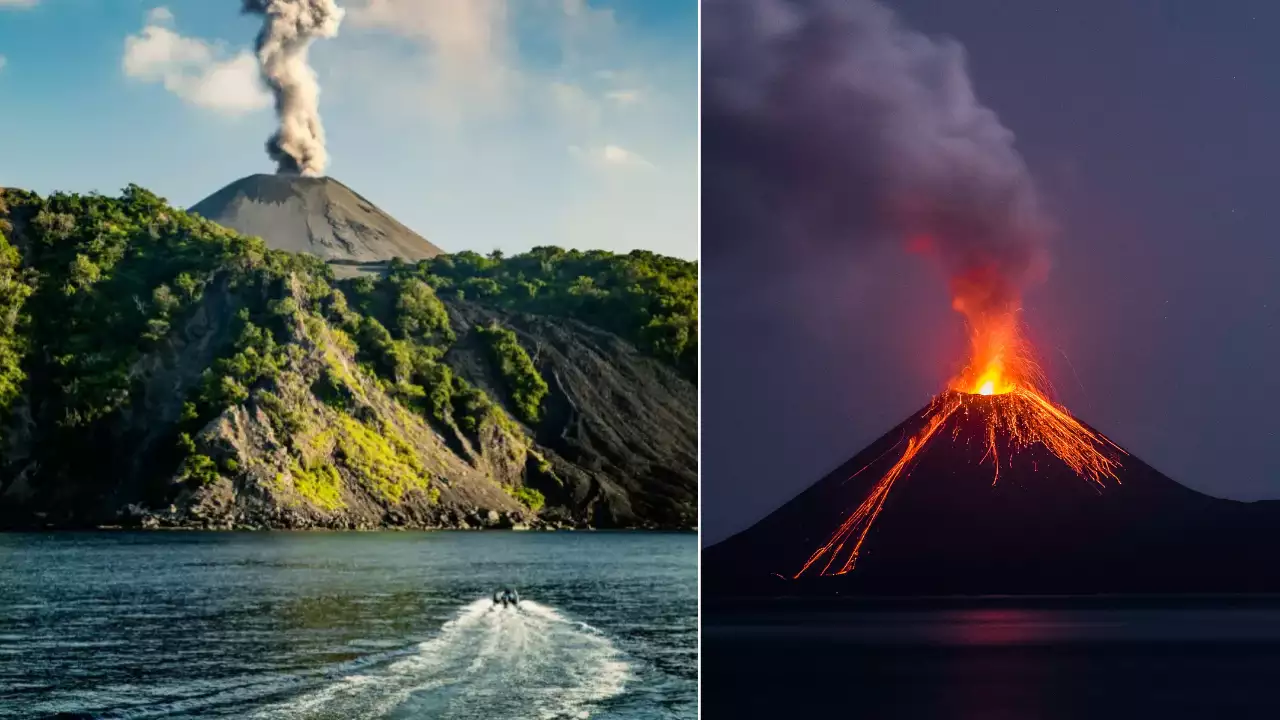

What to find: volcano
left=189, top=174, right=443, bottom=275
left=705, top=391, right=1280, bottom=596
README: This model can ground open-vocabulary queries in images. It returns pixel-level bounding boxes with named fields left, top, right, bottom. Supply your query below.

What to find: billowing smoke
left=242, top=0, right=345, bottom=176
left=703, top=0, right=1050, bottom=321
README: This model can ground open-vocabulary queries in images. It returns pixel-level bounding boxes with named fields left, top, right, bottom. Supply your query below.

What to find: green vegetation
left=8, top=187, right=257, bottom=430
left=450, top=377, right=494, bottom=434
left=0, top=185, right=696, bottom=523
left=0, top=187, right=334, bottom=490
left=393, top=276, right=454, bottom=346
left=0, top=229, right=32, bottom=418
left=529, top=450, right=563, bottom=487
left=475, top=322, right=548, bottom=424
left=198, top=311, right=287, bottom=412
left=505, top=484, right=546, bottom=512
left=335, top=415, right=429, bottom=504
left=177, top=453, right=220, bottom=486
left=0, top=187, right=269, bottom=487
left=326, top=277, right=463, bottom=429
left=390, top=247, right=697, bottom=378
left=290, top=460, right=344, bottom=511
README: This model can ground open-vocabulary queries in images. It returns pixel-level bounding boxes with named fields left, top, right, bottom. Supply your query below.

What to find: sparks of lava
left=794, top=309, right=1127, bottom=579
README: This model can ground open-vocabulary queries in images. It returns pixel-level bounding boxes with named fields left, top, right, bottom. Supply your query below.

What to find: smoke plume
left=703, top=0, right=1050, bottom=320
left=242, top=0, right=345, bottom=176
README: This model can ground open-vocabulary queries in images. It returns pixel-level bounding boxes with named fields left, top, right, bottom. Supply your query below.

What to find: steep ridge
left=444, top=302, right=697, bottom=529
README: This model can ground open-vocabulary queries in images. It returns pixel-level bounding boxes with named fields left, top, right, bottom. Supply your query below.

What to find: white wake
left=247, top=598, right=631, bottom=720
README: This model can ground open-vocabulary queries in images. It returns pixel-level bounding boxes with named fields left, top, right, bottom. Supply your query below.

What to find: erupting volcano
left=705, top=271, right=1280, bottom=596
left=702, top=0, right=1280, bottom=597
left=795, top=296, right=1127, bottom=579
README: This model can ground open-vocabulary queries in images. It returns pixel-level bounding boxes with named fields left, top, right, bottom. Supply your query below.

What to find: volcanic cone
left=705, top=392, right=1280, bottom=596
left=189, top=174, right=443, bottom=275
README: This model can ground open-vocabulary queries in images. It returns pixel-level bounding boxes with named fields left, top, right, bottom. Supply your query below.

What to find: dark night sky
left=703, top=0, right=1280, bottom=544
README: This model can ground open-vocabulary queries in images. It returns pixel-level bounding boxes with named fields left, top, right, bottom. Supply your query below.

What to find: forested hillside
left=0, top=186, right=697, bottom=530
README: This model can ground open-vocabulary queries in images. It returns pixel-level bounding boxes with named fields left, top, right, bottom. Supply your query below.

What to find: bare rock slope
left=189, top=175, right=444, bottom=271
left=444, top=302, right=698, bottom=529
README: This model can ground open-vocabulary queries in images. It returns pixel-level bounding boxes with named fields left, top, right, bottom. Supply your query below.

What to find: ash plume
left=242, top=0, right=344, bottom=177
left=703, top=0, right=1050, bottom=318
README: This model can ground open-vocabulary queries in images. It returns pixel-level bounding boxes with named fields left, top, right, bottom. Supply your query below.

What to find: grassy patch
left=290, top=459, right=344, bottom=511
left=335, top=414, right=429, bottom=503
left=504, top=485, right=545, bottom=512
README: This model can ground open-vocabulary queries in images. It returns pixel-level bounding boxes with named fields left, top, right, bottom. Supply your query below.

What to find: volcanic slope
left=189, top=174, right=443, bottom=274
left=705, top=392, right=1280, bottom=596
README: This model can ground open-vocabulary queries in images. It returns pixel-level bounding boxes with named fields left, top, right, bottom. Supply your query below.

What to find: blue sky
left=0, top=0, right=697, bottom=259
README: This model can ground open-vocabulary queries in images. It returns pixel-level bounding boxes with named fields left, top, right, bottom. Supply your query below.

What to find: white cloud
left=337, top=0, right=628, bottom=121
left=343, top=0, right=513, bottom=117
left=605, top=88, right=642, bottom=106
left=335, top=2, right=671, bottom=180
left=147, top=6, right=174, bottom=24
left=570, top=143, right=653, bottom=170
left=0, top=0, right=40, bottom=9
left=601, top=144, right=652, bottom=167
left=122, top=7, right=270, bottom=116
left=0, top=56, right=6, bottom=73
left=347, top=0, right=507, bottom=57
left=315, top=0, right=693, bottom=256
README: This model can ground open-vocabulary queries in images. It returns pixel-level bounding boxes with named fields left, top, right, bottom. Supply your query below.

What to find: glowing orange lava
left=949, top=310, right=1030, bottom=396
left=794, top=311, right=1126, bottom=578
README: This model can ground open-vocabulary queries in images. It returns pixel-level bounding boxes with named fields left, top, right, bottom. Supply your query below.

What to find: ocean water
left=703, top=597, right=1280, bottom=719
left=0, top=531, right=696, bottom=719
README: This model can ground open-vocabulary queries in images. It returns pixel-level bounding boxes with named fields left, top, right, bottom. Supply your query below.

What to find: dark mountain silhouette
left=705, top=392, right=1280, bottom=596
left=189, top=174, right=443, bottom=274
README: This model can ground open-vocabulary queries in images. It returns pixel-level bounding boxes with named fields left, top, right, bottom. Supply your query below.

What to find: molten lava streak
left=794, top=312, right=1126, bottom=578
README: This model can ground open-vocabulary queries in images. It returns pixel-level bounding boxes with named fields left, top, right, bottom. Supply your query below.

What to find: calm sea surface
left=0, top=531, right=696, bottom=719
left=704, top=597, right=1280, bottom=719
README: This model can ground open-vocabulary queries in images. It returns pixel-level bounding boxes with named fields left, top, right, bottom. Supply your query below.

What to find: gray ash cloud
left=242, top=0, right=345, bottom=176
left=703, top=0, right=1049, bottom=315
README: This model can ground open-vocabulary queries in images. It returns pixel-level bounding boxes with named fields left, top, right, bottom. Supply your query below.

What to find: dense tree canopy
left=394, top=247, right=698, bottom=379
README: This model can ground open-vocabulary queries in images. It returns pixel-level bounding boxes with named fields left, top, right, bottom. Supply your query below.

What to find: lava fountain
left=793, top=288, right=1126, bottom=578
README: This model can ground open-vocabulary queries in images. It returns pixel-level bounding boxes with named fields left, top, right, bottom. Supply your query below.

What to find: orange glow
left=948, top=309, right=1030, bottom=397
left=794, top=400, right=957, bottom=578
left=794, top=308, right=1127, bottom=579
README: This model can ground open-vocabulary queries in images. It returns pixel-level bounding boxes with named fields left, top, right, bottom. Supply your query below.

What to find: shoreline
left=0, top=524, right=699, bottom=534
left=2, top=504, right=696, bottom=534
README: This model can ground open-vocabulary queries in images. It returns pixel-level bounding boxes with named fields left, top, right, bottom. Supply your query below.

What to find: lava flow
left=794, top=309, right=1127, bottom=578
